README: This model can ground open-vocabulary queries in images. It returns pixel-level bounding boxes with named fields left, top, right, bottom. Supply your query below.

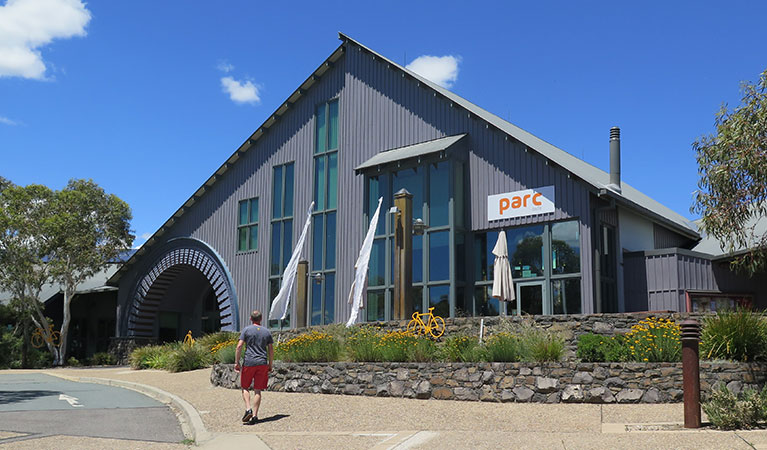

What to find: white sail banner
left=269, top=202, right=314, bottom=321
left=346, top=197, right=383, bottom=327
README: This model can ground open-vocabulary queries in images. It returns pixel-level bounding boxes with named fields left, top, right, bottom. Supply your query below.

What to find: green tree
left=47, top=179, right=134, bottom=365
left=693, top=69, right=767, bottom=275
left=0, top=183, right=57, bottom=365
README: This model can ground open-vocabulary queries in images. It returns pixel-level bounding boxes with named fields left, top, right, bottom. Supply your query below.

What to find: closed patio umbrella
left=492, top=232, right=515, bottom=303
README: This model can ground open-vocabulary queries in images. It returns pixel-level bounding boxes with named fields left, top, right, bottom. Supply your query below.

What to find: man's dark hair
left=250, top=310, right=262, bottom=323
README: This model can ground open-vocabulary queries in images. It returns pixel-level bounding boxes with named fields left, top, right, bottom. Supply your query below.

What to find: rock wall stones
left=210, top=360, right=767, bottom=404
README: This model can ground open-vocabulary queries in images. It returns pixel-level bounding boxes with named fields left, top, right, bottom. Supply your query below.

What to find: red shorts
left=241, top=365, right=269, bottom=390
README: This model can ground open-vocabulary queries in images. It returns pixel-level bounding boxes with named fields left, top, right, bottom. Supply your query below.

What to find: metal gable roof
left=110, top=33, right=700, bottom=285
left=355, top=134, right=467, bottom=173
left=337, top=33, right=699, bottom=240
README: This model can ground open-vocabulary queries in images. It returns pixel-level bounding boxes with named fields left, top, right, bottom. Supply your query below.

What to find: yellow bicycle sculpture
left=31, top=324, right=61, bottom=348
left=407, top=307, right=446, bottom=338
left=183, top=330, right=195, bottom=346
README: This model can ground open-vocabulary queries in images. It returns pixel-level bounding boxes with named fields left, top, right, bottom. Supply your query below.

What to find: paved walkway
left=3, top=367, right=767, bottom=449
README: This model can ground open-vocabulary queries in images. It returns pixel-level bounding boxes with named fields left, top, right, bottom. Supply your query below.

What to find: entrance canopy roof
left=355, top=134, right=467, bottom=174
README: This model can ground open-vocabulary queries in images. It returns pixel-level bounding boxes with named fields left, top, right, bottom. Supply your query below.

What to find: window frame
left=268, top=162, right=295, bottom=329
left=236, top=197, right=259, bottom=253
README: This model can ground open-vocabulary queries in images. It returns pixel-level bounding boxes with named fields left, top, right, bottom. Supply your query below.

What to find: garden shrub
left=441, top=334, right=484, bottom=362
left=130, top=345, right=169, bottom=369
left=276, top=331, right=340, bottom=363
left=196, top=331, right=239, bottom=353
left=408, top=335, right=439, bottom=362
left=90, top=352, right=116, bottom=366
left=625, top=317, right=681, bottom=362
left=703, top=385, right=767, bottom=429
left=577, top=333, right=628, bottom=362
left=376, top=330, right=438, bottom=362
left=484, top=332, right=520, bottom=362
left=167, top=343, right=214, bottom=373
left=346, top=327, right=383, bottom=362
left=701, top=308, right=767, bottom=362
left=66, top=357, right=81, bottom=367
left=517, top=323, right=564, bottom=362
left=213, top=342, right=240, bottom=364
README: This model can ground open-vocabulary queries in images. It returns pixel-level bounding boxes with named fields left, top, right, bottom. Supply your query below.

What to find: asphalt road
left=0, top=373, right=185, bottom=446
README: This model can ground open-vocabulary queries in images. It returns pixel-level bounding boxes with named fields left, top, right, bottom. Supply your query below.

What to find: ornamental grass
left=625, top=317, right=681, bottom=362
left=700, top=308, right=767, bottom=362
left=484, top=332, right=520, bottom=362
left=275, top=331, right=340, bottom=363
left=441, top=334, right=484, bottom=362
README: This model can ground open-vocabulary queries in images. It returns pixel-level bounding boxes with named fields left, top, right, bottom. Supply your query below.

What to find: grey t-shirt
left=239, top=324, right=274, bottom=366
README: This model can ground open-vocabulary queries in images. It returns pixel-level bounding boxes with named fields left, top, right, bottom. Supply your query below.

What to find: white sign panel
left=487, top=186, right=555, bottom=221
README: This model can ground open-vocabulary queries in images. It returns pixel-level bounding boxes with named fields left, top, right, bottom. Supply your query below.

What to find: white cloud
left=132, top=232, right=153, bottom=249
left=406, top=55, right=461, bottom=89
left=0, top=0, right=91, bottom=80
left=0, top=116, right=18, bottom=126
left=220, top=76, right=261, bottom=105
left=216, top=60, right=234, bottom=73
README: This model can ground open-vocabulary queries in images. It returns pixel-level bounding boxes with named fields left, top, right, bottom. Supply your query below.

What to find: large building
left=107, top=33, right=766, bottom=341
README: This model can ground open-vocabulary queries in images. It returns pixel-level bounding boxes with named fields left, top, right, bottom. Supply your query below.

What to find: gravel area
left=14, top=367, right=767, bottom=450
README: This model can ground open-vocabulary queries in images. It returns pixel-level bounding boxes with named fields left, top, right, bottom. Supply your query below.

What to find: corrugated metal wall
left=653, top=223, right=692, bottom=249
left=120, top=41, right=598, bottom=328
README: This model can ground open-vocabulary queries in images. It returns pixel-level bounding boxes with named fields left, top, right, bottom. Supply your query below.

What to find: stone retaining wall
left=211, top=360, right=767, bottom=404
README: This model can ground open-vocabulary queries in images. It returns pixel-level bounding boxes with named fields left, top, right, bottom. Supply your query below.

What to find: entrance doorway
left=510, top=282, right=546, bottom=315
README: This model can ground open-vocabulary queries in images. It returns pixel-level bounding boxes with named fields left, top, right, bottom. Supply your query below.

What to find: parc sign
left=487, top=186, right=555, bottom=221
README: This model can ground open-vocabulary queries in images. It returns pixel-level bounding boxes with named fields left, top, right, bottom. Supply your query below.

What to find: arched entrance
left=125, top=238, right=238, bottom=340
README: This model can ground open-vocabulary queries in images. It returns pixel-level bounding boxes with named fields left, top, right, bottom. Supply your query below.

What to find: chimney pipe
left=608, top=126, right=621, bottom=193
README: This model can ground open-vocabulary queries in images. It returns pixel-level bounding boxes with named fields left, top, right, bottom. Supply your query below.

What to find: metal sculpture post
left=296, top=260, right=309, bottom=327
left=681, top=319, right=701, bottom=428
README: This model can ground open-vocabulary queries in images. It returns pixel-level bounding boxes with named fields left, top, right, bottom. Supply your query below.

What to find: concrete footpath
left=3, top=367, right=767, bottom=449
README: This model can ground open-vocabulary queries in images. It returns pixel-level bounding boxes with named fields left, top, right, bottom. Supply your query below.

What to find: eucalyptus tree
left=693, top=69, right=767, bottom=275
left=0, top=183, right=57, bottom=364
left=47, top=179, right=134, bottom=365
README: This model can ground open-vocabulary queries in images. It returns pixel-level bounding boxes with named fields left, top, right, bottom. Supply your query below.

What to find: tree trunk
left=57, top=286, right=73, bottom=366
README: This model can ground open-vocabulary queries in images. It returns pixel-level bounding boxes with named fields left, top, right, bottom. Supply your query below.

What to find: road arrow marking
left=59, top=394, right=84, bottom=407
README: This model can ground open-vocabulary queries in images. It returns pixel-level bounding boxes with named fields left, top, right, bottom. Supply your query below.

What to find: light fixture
left=413, top=218, right=427, bottom=236
left=312, top=272, right=325, bottom=284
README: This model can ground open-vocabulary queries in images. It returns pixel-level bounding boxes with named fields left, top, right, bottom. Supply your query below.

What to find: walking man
left=235, top=310, right=274, bottom=425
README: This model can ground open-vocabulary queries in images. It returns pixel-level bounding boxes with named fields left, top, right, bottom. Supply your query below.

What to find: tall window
left=269, top=163, right=294, bottom=328
left=237, top=198, right=259, bottom=252
left=473, top=220, right=582, bottom=316
left=311, top=99, right=338, bottom=325
left=365, top=158, right=461, bottom=322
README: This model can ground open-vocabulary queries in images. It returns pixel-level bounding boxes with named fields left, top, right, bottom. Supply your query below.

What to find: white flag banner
left=346, top=197, right=383, bottom=327
left=269, top=202, right=315, bottom=321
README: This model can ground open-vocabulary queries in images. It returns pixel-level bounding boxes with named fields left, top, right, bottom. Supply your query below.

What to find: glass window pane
left=328, top=100, right=338, bottom=150
left=239, top=200, right=248, bottom=225
left=519, top=284, right=543, bottom=315
left=508, top=225, right=545, bottom=278
left=429, top=231, right=449, bottom=281
left=284, top=164, right=294, bottom=217
left=369, top=239, right=386, bottom=286
left=325, top=212, right=336, bottom=270
left=474, top=285, right=499, bottom=317
left=368, top=175, right=390, bottom=236
left=552, top=221, right=580, bottom=274
left=455, top=162, right=464, bottom=229
left=413, top=234, right=423, bottom=283
left=315, top=104, right=326, bottom=154
left=429, top=161, right=449, bottom=227
left=311, top=281, right=322, bottom=326
left=268, top=279, right=288, bottom=328
left=456, top=232, right=465, bottom=283
left=455, top=287, right=470, bottom=317
left=366, top=290, right=385, bottom=322
left=312, top=216, right=323, bottom=271
left=314, top=156, right=326, bottom=211
left=393, top=167, right=423, bottom=219
left=249, top=225, right=258, bottom=251
left=282, top=219, right=292, bottom=272
left=270, top=224, right=281, bottom=276
left=324, top=272, right=335, bottom=324
left=327, top=152, right=337, bottom=210
left=552, top=278, right=582, bottom=315
left=272, top=166, right=283, bottom=219
left=429, top=285, right=449, bottom=319
left=238, top=227, right=248, bottom=252
left=249, top=198, right=259, bottom=224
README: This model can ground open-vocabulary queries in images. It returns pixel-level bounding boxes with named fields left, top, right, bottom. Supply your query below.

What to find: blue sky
left=2, top=0, right=766, bottom=246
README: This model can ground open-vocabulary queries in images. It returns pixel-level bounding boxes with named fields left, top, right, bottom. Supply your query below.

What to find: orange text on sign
left=499, top=193, right=543, bottom=215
